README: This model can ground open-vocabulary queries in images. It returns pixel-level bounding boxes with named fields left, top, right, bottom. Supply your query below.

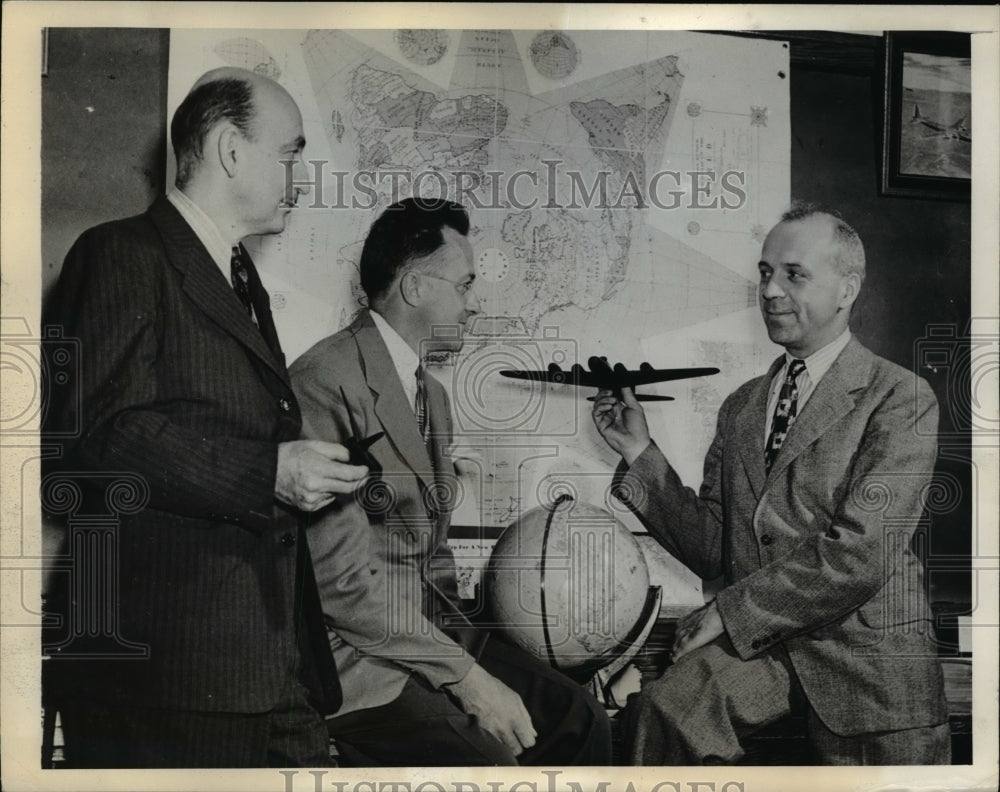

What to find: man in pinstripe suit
left=42, top=68, right=367, bottom=767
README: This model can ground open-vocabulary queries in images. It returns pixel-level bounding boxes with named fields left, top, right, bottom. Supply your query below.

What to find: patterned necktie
left=765, top=358, right=806, bottom=474
left=230, top=246, right=254, bottom=319
left=414, top=365, right=437, bottom=471
left=414, top=365, right=431, bottom=445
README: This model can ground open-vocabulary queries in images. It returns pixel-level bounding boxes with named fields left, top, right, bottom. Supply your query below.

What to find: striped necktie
left=414, top=364, right=439, bottom=476
left=765, top=358, right=806, bottom=474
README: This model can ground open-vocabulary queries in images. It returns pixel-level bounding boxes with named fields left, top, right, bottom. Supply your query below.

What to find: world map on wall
left=172, top=28, right=790, bottom=602
left=296, top=29, right=760, bottom=350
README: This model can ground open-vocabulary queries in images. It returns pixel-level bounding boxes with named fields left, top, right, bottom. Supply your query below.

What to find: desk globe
left=484, top=494, right=661, bottom=681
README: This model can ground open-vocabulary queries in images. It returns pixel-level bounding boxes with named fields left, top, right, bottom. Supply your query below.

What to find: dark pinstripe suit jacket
left=42, top=197, right=338, bottom=714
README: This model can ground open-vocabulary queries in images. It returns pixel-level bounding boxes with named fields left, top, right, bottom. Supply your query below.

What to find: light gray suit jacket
left=290, top=311, right=477, bottom=715
left=615, top=337, right=949, bottom=736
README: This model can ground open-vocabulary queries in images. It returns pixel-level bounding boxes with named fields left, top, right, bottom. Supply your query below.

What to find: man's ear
left=216, top=125, right=241, bottom=178
left=399, top=270, right=423, bottom=307
left=838, top=272, right=862, bottom=311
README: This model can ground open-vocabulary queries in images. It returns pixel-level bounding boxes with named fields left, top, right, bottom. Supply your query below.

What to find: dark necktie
left=414, top=365, right=436, bottom=469
left=230, top=245, right=254, bottom=319
left=765, top=358, right=806, bottom=474
left=414, top=365, right=430, bottom=444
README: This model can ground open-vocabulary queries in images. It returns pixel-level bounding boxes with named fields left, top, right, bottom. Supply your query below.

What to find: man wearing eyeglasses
left=289, top=197, right=611, bottom=766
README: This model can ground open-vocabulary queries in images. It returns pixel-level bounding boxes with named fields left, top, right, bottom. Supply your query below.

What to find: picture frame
left=881, top=31, right=972, bottom=200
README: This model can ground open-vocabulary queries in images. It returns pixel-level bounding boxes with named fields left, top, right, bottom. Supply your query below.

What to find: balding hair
left=170, top=74, right=256, bottom=188
left=781, top=202, right=866, bottom=285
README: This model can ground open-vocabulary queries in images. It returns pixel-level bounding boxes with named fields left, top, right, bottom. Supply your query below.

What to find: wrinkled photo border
left=2, top=4, right=997, bottom=792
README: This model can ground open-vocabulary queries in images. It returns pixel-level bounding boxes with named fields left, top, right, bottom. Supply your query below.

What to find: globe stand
left=554, top=585, right=662, bottom=685
left=486, top=494, right=665, bottom=703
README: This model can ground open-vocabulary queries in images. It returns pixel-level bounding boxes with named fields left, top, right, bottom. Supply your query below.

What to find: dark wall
left=790, top=64, right=972, bottom=609
left=790, top=68, right=971, bottom=395
left=41, top=28, right=169, bottom=297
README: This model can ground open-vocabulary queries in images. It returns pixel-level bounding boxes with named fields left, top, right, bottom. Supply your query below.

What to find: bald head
left=170, top=68, right=298, bottom=189
left=192, top=66, right=260, bottom=90
left=778, top=204, right=866, bottom=286
left=758, top=205, right=866, bottom=357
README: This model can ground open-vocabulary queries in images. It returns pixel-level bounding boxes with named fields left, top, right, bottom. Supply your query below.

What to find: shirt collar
left=786, top=328, right=852, bottom=384
left=370, top=309, right=420, bottom=383
left=166, top=188, right=236, bottom=275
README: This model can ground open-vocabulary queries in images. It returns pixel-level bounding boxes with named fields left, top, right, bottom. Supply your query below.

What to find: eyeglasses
left=418, top=272, right=476, bottom=296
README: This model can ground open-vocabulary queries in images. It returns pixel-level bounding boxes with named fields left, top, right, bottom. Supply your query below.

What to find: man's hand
left=275, top=440, right=368, bottom=512
left=591, top=387, right=651, bottom=466
left=446, top=663, right=536, bottom=757
left=671, top=600, right=725, bottom=663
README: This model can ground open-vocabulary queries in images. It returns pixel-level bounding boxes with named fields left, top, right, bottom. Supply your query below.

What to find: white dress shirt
left=166, top=188, right=236, bottom=280
left=370, top=310, right=421, bottom=415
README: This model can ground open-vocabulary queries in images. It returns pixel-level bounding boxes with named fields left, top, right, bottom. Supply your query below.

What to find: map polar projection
left=170, top=29, right=790, bottom=604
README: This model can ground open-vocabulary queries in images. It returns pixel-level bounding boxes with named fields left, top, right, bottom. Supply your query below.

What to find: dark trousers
left=59, top=680, right=331, bottom=768
left=328, top=638, right=612, bottom=766
left=626, top=635, right=951, bottom=765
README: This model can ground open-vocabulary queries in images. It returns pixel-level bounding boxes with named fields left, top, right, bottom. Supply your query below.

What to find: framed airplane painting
left=881, top=31, right=972, bottom=200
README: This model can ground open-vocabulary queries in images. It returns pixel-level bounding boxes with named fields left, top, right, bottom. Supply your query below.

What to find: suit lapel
left=353, top=313, right=435, bottom=488
left=765, top=337, right=871, bottom=483
left=148, top=198, right=289, bottom=384
left=735, top=357, right=782, bottom=501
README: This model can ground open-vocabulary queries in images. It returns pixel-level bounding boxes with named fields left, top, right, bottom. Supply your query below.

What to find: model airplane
left=499, top=356, right=719, bottom=402
left=911, top=105, right=971, bottom=142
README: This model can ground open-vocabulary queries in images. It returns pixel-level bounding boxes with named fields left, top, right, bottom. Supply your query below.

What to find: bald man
left=42, top=68, right=367, bottom=767
left=593, top=206, right=950, bottom=764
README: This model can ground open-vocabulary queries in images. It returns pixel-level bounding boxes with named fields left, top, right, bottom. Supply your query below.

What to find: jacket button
left=760, top=534, right=773, bottom=546
left=280, top=533, right=296, bottom=547
left=279, top=398, right=291, bottom=412
left=751, top=640, right=761, bottom=650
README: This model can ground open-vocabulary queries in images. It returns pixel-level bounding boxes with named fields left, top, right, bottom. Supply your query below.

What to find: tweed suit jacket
left=615, top=337, right=948, bottom=736
left=42, top=197, right=338, bottom=714
left=290, top=310, right=479, bottom=715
